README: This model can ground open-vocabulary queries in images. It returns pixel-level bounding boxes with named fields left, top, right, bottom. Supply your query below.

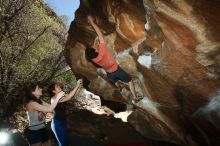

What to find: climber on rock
left=85, top=15, right=143, bottom=103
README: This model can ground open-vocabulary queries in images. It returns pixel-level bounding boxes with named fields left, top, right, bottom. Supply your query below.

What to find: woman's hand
left=76, top=79, right=83, bottom=87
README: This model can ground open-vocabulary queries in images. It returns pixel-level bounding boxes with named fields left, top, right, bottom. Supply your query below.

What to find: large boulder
left=66, top=0, right=220, bottom=145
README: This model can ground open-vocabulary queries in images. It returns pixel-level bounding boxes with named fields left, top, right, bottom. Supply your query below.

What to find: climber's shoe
left=134, top=96, right=144, bottom=103
left=131, top=99, right=135, bottom=104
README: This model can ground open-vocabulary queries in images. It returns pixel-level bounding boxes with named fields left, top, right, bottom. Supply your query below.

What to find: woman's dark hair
left=85, top=47, right=98, bottom=60
left=48, top=82, right=64, bottom=97
left=24, top=83, right=42, bottom=105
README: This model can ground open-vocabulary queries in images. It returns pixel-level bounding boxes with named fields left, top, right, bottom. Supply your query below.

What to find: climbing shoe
left=134, top=96, right=144, bottom=103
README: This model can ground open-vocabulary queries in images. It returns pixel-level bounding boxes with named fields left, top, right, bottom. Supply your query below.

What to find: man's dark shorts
left=24, top=127, right=49, bottom=145
left=107, top=66, right=132, bottom=83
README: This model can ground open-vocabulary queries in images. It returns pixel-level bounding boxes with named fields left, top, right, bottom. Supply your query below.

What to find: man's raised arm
left=87, top=15, right=105, bottom=44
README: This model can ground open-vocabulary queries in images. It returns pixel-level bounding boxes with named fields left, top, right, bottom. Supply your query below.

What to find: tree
left=59, top=15, right=70, bottom=28
left=0, top=0, right=75, bottom=122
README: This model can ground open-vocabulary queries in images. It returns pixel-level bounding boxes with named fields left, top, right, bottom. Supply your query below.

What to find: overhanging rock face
left=66, top=0, right=220, bottom=145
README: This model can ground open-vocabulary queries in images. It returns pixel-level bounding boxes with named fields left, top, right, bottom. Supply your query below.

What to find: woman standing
left=49, top=79, right=83, bottom=146
left=24, top=84, right=64, bottom=146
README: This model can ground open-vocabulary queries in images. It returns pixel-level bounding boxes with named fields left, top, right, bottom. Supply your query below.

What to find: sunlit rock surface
left=66, top=0, right=220, bottom=145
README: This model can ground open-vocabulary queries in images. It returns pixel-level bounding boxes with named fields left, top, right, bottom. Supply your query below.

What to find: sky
left=44, top=0, right=80, bottom=26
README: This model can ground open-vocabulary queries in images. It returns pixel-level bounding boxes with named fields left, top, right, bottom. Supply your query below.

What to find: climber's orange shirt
left=91, top=43, right=118, bottom=73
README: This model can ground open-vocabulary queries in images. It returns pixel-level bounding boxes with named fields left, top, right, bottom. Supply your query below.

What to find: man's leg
left=128, top=80, right=138, bottom=100
left=113, top=67, right=138, bottom=100
left=128, top=80, right=144, bottom=103
left=115, top=81, right=125, bottom=91
left=115, top=67, right=143, bottom=102
left=108, top=67, right=143, bottom=102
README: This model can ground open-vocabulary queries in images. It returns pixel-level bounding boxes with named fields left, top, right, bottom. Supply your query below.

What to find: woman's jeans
left=51, top=119, right=68, bottom=146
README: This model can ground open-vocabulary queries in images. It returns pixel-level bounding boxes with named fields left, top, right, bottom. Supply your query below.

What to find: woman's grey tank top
left=27, top=111, right=46, bottom=130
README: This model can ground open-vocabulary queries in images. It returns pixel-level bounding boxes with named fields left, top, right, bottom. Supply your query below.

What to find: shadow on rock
left=68, top=133, right=106, bottom=146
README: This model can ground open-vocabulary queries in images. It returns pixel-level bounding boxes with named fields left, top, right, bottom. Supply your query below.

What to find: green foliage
left=59, top=15, right=70, bottom=28
left=0, top=0, right=75, bottom=119
left=54, top=69, right=77, bottom=91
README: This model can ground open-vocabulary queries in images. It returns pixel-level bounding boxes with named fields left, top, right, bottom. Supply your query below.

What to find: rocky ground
left=4, top=89, right=179, bottom=146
